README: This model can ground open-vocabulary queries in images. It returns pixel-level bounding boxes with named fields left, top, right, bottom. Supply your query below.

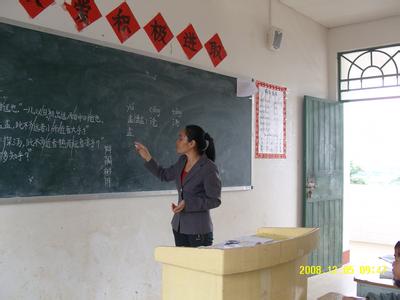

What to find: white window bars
left=338, top=44, right=400, bottom=102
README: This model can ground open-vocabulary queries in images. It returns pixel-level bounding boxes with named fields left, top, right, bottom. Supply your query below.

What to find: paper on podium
left=202, top=235, right=273, bottom=249
left=378, top=254, right=394, bottom=279
left=379, top=254, right=395, bottom=264
left=380, top=269, right=394, bottom=279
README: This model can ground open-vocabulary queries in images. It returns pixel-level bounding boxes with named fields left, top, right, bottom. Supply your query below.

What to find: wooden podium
left=154, top=227, right=319, bottom=300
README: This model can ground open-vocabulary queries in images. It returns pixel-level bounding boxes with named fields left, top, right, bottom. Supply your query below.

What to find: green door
left=303, top=96, right=343, bottom=271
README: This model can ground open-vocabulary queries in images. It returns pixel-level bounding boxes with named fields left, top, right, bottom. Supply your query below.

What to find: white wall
left=328, top=16, right=400, bottom=254
left=0, top=1, right=328, bottom=299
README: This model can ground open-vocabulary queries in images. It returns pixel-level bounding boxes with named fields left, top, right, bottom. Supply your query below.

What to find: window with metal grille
left=338, top=44, right=400, bottom=102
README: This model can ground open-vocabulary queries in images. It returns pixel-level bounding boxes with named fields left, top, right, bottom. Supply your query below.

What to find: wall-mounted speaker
left=268, top=26, right=283, bottom=51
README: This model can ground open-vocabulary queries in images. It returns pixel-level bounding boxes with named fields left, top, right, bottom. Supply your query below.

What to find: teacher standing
left=134, top=125, right=222, bottom=247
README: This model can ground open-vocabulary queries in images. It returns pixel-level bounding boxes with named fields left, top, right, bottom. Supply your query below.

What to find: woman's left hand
left=171, top=200, right=185, bottom=213
left=393, top=260, right=400, bottom=281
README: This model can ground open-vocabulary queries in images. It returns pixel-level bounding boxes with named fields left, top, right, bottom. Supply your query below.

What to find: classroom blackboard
left=0, top=22, right=251, bottom=198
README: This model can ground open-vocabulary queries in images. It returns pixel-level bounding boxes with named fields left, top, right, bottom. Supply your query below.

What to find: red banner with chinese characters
left=144, top=13, right=174, bottom=52
left=177, top=24, right=203, bottom=60
left=19, top=0, right=55, bottom=18
left=204, top=33, right=227, bottom=67
left=106, top=2, right=140, bottom=44
left=64, top=0, right=102, bottom=32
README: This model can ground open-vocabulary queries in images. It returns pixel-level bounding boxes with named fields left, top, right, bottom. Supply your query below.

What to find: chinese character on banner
left=143, top=13, right=174, bottom=52
left=176, top=24, right=203, bottom=60
left=63, top=0, right=102, bottom=32
left=204, top=33, right=227, bottom=67
left=106, top=2, right=140, bottom=44
left=19, top=0, right=55, bottom=18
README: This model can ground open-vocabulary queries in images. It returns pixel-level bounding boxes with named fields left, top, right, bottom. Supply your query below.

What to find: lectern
left=154, top=227, right=319, bottom=300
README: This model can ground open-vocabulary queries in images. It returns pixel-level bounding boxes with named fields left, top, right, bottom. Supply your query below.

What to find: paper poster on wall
left=204, top=33, right=227, bottom=67
left=255, top=81, right=287, bottom=159
left=144, top=12, right=174, bottom=52
left=106, top=2, right=141, bottom=44
left=177, top=24, right=203, bottom=59
left=64, top=0, right=102, bottom=32
left=19, top=0, right=55, bottom=18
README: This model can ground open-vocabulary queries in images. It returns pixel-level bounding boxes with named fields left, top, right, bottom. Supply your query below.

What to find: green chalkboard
left=0, top=22, right=251, bottom=198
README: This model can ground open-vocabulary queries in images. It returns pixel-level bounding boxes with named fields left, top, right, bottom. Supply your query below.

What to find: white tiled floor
left=307, top=241, right=393, bottom=300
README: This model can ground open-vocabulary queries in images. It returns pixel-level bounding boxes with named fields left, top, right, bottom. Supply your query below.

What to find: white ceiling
left=279, top=0, right=400, bottom=28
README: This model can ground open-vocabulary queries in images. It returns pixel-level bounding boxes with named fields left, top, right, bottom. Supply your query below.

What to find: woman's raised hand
left=134, top=142, right=152, bottom=162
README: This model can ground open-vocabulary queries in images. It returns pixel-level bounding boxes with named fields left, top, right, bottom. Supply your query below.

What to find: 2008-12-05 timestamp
left=299, top=265, right=388, bottom=275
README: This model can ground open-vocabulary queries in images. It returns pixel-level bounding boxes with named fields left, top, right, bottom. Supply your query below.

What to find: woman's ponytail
left=204, top=132, right=215, bottom=162
left=185, top=125, right=216, bottom=162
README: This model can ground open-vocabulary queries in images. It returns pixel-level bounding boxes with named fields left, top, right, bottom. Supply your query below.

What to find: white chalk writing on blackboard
left=171, top=108, right=182, bottom=128
left=0, top=101, right=104, bottom=164
left=125, top=104, right=183, bottom=137
left=104, top=145, right=112, bottom=189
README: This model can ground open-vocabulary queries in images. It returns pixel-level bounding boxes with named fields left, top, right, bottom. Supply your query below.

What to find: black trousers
left=173, top=229, right=213, bottom=247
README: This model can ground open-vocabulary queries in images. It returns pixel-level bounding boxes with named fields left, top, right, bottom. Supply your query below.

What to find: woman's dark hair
left=185, top=125, right=216, bottom=161
left=396, top=241, right=400, bottom=249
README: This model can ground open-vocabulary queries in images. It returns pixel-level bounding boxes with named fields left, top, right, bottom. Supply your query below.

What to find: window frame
left=337, top=43, right=400, bottom=102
